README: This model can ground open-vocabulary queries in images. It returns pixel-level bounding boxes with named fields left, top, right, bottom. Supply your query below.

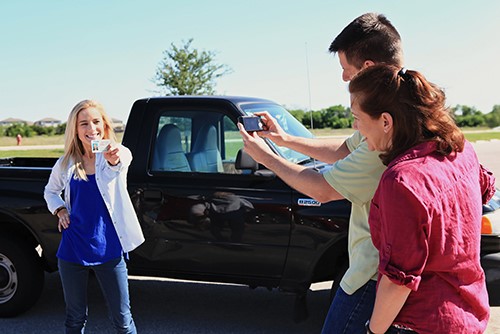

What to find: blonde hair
left=62, top=100, right=117, bottom=180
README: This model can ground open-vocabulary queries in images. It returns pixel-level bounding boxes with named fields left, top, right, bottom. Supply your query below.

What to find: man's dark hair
left=329, top=13, right=403, bottom=69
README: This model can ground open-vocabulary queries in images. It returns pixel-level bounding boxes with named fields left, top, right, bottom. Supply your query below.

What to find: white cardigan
left=44, top=145, right=145, bottom=253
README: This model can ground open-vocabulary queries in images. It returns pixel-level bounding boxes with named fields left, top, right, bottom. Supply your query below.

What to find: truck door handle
left=143, top=189, right=163, bottom=201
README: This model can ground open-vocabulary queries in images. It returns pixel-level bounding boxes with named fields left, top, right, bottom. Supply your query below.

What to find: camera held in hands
left=239, top=116, right=264, bottom=132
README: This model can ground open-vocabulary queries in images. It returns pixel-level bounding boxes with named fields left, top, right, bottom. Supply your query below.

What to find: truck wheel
left=0, top=236, right=44, bottom=317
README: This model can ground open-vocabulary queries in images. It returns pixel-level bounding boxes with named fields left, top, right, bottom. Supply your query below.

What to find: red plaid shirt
left=370, top=141, right=495, bottom=334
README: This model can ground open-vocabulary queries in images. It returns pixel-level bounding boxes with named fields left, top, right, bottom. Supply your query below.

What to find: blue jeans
left=321, top=279, right=376, bottom=334
left=58, top=257, right=136, bottom=334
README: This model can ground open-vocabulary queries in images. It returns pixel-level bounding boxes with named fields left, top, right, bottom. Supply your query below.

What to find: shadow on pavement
left=0, top=272, right=330, bottom=333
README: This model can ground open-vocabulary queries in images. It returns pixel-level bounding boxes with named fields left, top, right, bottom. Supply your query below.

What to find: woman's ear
left=381, top=112, right=393, bottom=134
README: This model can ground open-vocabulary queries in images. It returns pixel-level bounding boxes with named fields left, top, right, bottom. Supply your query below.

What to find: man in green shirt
left=239, top=13, right=404, bottom=333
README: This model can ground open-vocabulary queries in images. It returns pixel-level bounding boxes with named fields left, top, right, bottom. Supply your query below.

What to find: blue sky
left=1, top=1, right=499, bottom=123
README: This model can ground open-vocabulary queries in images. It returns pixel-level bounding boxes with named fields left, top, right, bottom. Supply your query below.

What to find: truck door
left=129, top=106, right=292, bottom=280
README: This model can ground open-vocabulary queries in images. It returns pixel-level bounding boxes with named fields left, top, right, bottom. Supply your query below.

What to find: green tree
left=288, top=109, right=306, bottom=124
left=55, top=123, right=66, bottom=135
left=484, top=105, right=500, bottom=128
left=302, top=111, right=323, bottom=129
left=31, top=125, right=56, bottom=136
left=5, top=124, right=35, bottom=137
left=321, top=105, right=353, bottom=129
left=154, top=39, right=232, bottom=96
left=451, top=105, right=485, bottom=127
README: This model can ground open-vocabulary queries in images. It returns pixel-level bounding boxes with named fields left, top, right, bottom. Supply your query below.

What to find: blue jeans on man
left=321, top=279, right=376, bottom=334
left=58, top=257, right=136, bottom=334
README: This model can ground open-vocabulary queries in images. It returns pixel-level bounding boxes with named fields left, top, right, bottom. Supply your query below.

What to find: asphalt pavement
left=0, top=272, right=332, bottom=333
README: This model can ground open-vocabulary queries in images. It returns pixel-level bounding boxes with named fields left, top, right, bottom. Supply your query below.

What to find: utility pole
left=305, top=42, right=313, bottom=129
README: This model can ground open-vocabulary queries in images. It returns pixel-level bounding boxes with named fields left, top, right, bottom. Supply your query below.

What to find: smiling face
left=350, top=94, right=393, bottom=152
left=76, top=107, right=105, bottom=153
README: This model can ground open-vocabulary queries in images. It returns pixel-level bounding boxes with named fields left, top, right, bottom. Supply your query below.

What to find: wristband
left=54, top=206, right=65, bottom=216
left=365, top=320, right=375, bottom=334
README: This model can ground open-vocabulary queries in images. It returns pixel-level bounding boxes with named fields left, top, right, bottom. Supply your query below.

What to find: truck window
left=150, top=112, right=244, bottom=174
left=156, top=116, right=192, bottom=153
left=220, top=115, right=243, bottom=173
left=151, top=115, right=192, bottom=172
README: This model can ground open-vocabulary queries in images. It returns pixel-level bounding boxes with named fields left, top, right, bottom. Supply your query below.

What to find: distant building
left=112, top=118, right=125, bottom=132
left=1, top=116, right=123, bottom=130
left=34, top=117, right=62, bottom=127
left=0, top=118, right=29, bottom=126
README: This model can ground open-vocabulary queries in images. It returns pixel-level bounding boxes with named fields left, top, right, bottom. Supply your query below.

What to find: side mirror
left=235, top=149, right=276, bottom=178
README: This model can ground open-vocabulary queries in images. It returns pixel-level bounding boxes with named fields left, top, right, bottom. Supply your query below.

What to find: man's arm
left=368, top=275, right=412, bottom=333
left=262, top=151, right=344, bottom=203
left=255, top=111, right=351, bottom=163
left=238, top=123, right=344, bottom=202
left=276, top=135, right=351, bottom=164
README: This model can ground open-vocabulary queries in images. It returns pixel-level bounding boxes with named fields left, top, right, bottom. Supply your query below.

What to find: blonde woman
left=44, top=100, right=144, bottom=333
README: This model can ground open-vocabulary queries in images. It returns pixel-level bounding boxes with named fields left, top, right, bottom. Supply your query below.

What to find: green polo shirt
left=322, top=130, right=386, bottom=294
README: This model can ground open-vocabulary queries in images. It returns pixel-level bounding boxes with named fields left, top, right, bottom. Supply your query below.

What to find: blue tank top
left=57, top=174, right=122, bottom=265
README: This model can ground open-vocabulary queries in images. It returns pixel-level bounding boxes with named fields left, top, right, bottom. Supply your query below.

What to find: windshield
left=240, top=102, right=314, bottom=164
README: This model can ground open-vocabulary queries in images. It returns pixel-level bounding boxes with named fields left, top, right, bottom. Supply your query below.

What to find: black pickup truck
left=0, top=96, right=499, bottom=319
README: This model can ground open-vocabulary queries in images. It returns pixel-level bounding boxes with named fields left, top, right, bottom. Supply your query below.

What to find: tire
left=0, top=236, right=45, bottom=317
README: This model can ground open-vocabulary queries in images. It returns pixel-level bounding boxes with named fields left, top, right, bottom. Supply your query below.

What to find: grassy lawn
left=0, top=135, right=65, bottom=146
left=0, top=133, right=124, bottom=147
left=462, top=131, right=500, bottom=142
left=0, top=130, right=498, bottom=159
left=0, top=149, right=64, bottom=158
left=310, top=128, right=356, bottom=137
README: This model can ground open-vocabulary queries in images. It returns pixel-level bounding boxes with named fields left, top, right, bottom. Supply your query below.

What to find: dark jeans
left=58, top=257, right=136, bottom=334
left=321, top=279, right=377, bottom=334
